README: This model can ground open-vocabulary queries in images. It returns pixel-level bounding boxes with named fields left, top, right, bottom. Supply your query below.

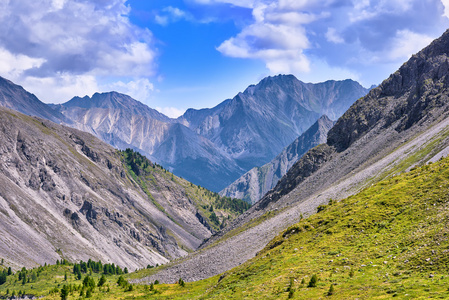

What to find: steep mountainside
left=178, top=76, right=368, bottom=168
left=140, top=29, right=449, bottom=283
left=0, top=76, right=70, bottom=124
left=53, top=92, right=244, bottom=192
left=221, top=115, right=335, bottom=204
left=0, top=106, right=248, bottom=271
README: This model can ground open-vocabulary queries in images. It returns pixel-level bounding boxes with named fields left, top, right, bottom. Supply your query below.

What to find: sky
left=0, top=1, right=449, bottom=117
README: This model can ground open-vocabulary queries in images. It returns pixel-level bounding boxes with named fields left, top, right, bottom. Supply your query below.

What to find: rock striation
left=0, top=107, right=242, bottom=270
left=53, top=92, right=244, bottom=192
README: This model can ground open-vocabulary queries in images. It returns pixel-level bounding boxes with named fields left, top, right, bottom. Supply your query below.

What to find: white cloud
left=0, top=48, right=45, bottom=79
left=384, top=30, right=434, bottom=62
left=21, top=74, right=100, bottom=103
left=0, top=0, right=157, bottom=103
left=216, top=1, right=314, bottom=74
left=155, top=106, right=185, bottom=118
left=204, top=0, right=449, bottom=85
left=441, top=0, right=449, bottom=17
left=104, top=78, right=155, bottom=104
left=325, top=27, right=344, bottom=44
left=155, top=6, right=193, bottom=26
left=299, top=58, right=361, bottom=84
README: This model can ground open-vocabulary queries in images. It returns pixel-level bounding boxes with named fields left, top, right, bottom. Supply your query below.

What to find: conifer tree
left=0, top=272, right=6, bottom=285
left=308, top=274, right=318, bottom=288
left=327, top=284, right=335, bottom=296
left=98, top=275, right=106, bottom=287
left=60, top=284, right=69, bottom=300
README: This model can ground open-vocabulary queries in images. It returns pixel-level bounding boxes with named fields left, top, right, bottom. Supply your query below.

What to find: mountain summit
left=178, top=75, right=368, bottom=170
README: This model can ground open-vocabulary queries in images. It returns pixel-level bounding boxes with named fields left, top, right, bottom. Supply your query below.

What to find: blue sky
left=0, top=0, right=449, bottom=117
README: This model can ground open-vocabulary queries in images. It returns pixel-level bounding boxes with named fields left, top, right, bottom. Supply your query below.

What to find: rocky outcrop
left=328, top=31, right=449, bottom=152
left=221, top=115, right=335, bottom=204
left=0, top=107, right=235, bottom=270
left=254, top=143, right=336, bottom=210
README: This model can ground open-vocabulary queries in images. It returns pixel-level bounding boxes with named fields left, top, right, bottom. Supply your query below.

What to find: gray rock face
left=220, top=115, right=336, bottom=204
left=53, top=92, right=244, bottom=192
left=179, top=76, right=368, bottom=170
left=327, top=29, right=449, bottom=152
left=0, top=107, right=221, bottom=270
left=139, top=29, right=449, bottom=284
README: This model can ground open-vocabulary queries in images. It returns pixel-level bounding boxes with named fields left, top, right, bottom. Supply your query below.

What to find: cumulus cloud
left=383, top=30, right=434, bottom=62
left=216, top=1, right=316, bottom=74
left=21, top=74, right=100, bottom=103
left=443, top=0, right=449, bottom=17
left=325, top=27, right=344, bottom=44
left=200, top=0, right=449, bottom=84
left=0, top=0, right=157, bottom=103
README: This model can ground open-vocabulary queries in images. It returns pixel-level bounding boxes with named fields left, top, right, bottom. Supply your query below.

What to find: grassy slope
left=3, top=155, right=449, bottom=299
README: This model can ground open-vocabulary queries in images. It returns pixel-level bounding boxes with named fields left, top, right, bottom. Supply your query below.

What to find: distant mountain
left=0, top=76, right=70, bottom=124
left=53, top=92, right=244, bottom=192
left=178, top=76, right=368, bottom=169
left=221, top=115, right=335, bottom=204
left=0, top=106, right=248, bottom=269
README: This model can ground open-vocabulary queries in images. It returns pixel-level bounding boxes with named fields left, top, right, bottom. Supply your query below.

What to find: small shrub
left=178, top=278, right=185, bottom=287
left=308, top=274, right=318, bottom=287
left=287, top=277, right=295, bottom=298
left=327, top=284, right=335, bottom=296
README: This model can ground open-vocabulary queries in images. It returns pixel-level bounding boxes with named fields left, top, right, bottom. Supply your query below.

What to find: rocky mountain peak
left=62, top=91, right=171, bottom=122
left=328, top=29, right=449, bottom=152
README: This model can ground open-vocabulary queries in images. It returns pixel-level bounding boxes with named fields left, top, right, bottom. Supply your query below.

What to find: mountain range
left=1, top=24, right=449, bottom=300
left=1, top=22, right=449, bottom=300
left=48, top=76, right=367, bottom=192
